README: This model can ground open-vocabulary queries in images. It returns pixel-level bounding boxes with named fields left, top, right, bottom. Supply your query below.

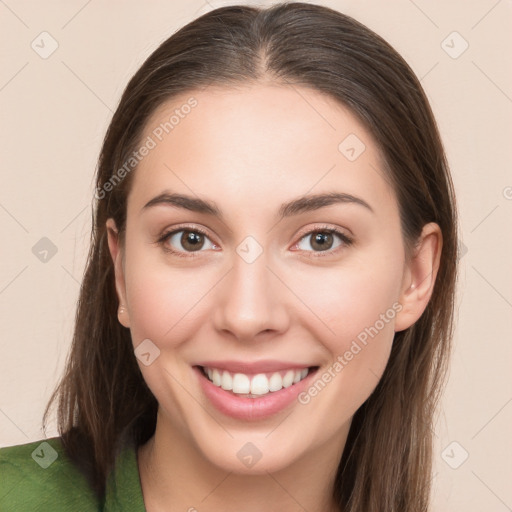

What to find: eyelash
left=156, top=224, right=354, bottom=259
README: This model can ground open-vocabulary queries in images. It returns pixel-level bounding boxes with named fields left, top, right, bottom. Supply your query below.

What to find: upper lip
left=195, top=360, right=316, bottom=374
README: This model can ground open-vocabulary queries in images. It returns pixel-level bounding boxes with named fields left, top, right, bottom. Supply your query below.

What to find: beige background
left=1, top=0, right=511, bottom=509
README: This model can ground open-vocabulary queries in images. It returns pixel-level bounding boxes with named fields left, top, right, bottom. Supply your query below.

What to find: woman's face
left=107, top=84, right=431, bottom=474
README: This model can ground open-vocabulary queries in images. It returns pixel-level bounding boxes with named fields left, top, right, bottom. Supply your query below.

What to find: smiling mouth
left=197, top=365, right=319, bottom=398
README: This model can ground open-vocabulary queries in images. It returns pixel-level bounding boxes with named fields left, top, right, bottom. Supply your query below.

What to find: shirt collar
left=103, top=441, right=146, bottom=511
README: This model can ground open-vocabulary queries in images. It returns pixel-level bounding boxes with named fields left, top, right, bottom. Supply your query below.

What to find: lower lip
left=194, top=366, right=318, bottom=421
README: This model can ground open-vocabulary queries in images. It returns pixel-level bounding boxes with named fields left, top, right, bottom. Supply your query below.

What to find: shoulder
left=0, top=436, right=100, bottom=511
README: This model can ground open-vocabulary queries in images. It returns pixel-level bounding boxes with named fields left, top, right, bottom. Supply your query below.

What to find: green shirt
left=0, top=437, right=146, bottom=511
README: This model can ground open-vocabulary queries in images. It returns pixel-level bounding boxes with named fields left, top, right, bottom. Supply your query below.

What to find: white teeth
left=232, top=373, right=250, bottom=394
left=250, top=374, right=269, bottom=395
left=221, top=371, right=233, bottom=391
left=268, top=372, right=283, bottom=392
left=212, top=369, right=222, bottom=387
left=282, top=370, right=294, bottom=388
left=202, top=366, right=311, bottom=396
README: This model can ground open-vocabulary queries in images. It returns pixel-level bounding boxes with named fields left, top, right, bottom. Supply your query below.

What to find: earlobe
left=106, top=218, right=131, bottom=328
left=394, top=222, right=442, bottom=332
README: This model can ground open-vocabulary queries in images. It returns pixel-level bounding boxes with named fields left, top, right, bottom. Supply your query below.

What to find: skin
left=106, top=84, right=442, bottom=512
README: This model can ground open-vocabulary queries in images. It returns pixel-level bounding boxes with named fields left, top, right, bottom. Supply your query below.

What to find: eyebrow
left=141, top=190, right=374, bottom=219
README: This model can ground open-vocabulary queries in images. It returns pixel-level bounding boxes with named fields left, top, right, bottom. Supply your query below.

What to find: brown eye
left=295, top=228, right=352, bottom=253
left=180, top=231, right=205, bottom=252
left=162, top=228, right=216, bottom=254
left=310, top=232, right=334, bottom=251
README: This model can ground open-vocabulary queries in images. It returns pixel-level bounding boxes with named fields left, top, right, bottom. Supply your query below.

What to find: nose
left=212, top=249, right=290, bottom=343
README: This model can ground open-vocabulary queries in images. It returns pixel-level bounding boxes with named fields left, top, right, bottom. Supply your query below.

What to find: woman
left=0, top=2, right=458, bottom=511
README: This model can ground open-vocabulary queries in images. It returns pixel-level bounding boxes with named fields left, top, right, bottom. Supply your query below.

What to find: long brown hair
left=44, top=3, right=458, bottom=510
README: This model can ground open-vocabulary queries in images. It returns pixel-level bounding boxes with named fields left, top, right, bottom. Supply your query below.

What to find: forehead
left=128, top=84, right=396, bottom=216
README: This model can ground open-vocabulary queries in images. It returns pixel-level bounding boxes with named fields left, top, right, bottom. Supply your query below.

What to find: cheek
left=123, top=244, right=212, bottom=345
left=124, top=232, right=404, bottom=360
left=291, top=254, right=403, bottom=352
left=286, top=250, right=404, bottom=417
left=292, top=262, right=401, bottom=426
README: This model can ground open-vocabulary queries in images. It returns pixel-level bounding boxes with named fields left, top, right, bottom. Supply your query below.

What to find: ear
left=394, top=222, right=442, bottom=332
left=106, top=218, right=131, bottom=328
